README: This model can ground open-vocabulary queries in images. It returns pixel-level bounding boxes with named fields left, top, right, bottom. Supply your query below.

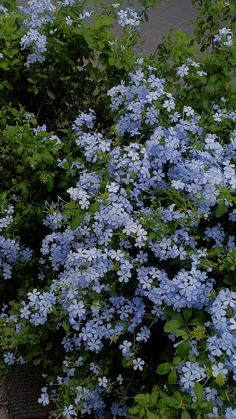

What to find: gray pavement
left=0, top=381, right=8, bottom=419
left=140, top=0, right=198, bottom=53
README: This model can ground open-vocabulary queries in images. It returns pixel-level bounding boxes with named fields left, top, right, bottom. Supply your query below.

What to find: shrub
left=0, top=1, right=236, bottom=419
left=0, top=0, right=149, bottom=300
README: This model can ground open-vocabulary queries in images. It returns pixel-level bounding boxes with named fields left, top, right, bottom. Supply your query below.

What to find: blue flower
left=63, top=405, right=77, bottom=418
left=3, top=352, right=15, bottom=366
left=180, top=362, right=206, bottom=391
left=133, top=358, right=145, bottom=371
left=38, top=388, right=49, bottom=406
left=212, top=362, right=228, bottom=379
left=98, top=376, right=108, bottom=388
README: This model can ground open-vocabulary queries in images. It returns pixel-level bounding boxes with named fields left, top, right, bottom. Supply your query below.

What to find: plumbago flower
left=0, top=205, right=32, bottom=280
left=214, top=28, right=234, bottom=47
left=19, top=0, right=91, bottom=65
left=1, top=65, right=236, bottom=417
left=19, top=0, right=144, bottom=66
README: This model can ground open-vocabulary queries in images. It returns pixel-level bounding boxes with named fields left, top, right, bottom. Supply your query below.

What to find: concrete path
left=0, top=408, right=7, bottom=419
left=139, top=0, right=198, bottom=53
left=0, top=381, right=8, bottom=419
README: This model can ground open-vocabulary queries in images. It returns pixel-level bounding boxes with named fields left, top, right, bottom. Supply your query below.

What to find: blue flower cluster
left=0, top=206, right=31, bottom=279
left=2, top=62, right=236, bottom=417
left=207, top=290, right=236, bottom=378
left=214, top=28, right=234, bottom=47
left=19, top=0, right=143, bottom=66
left=176, top=288, right=236, bottom=414
left=19, top=0, right=89, bottom=65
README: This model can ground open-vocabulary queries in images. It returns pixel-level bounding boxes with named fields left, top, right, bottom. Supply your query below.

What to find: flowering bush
left=0, top=0, right=151, bottom=300
left=193, top=0, right=236, bottom=50
left=0, top=0, right=236, bottom=418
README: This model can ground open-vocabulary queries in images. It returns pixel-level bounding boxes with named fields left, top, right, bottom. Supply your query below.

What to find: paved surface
left=0, top=381, right=8, bottom=419
left=139, top=0, right=198, bottom=53
left=6, top=366, right=50, bottom=419
left=6, top=1, right=197, bottom=418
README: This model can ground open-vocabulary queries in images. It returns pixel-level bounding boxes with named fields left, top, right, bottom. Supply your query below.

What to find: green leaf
left=89, top=202, right=100, bottom=214
left=150, top=390, right=159, bottom=407
left=139, top=407, right=146, bottom=418
left=70, top=210, right=85, bottom=230
left=168, top=368, right=177, bottom=385
left=146, top=409, right=159, bottom=419
left=32, top=358, right=41, bottom=366
left=93, top=15, right=114, bottom=30
left=181, top=412, right=191, bottom=419
left=165, top=308, right=183, bottom=322
left=215, top=201, right=228, bottom=218
left=230, top=3, right=236, bottom=13
left=229, top=77, right=236, bottom=94
left=129, top=406, right=141, bottom=415
left=175, top=329, right=189, bottom=339
left=202, top=98, right=209, bottom=110
left=182, top=308, right=192, bottom=323
left=208, top=74, right=219, bottom=85
left=164, top=319, right=184, bottom=333
left=46, top=89, right=56, bottom=100
left=159, top=395, right=179, bottom=409
left=194, top=382, right=204, bottom=401
left=208, top=247, right=221, bottom=257
left=172, top=357, right=182, bottom=366
left=156, top=362, right=171, bottom=375
left=175, top=341, right=189, bottom=357
left=134, top=393, right=150, bottom=405
left=2, top=80, right=13, bottom=90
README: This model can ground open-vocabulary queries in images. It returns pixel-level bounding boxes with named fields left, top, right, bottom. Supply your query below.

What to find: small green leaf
left=134, top=393, right=150, bottom=405
left=159, top=395, right=179, bottom=409
left=139, top=407, right=146, bottom=418
left=89, top=202, right=100, bottom=214
left=129, top=406, right=140, bottom=415
left=156, top=362, right=171, bottom=375
left=164, top=319, right=184, bottom=333
left=183, top=308, right=192, bottom=323
left=146, top=409, right=159, bottom=419
left=175, top=341, right=189, bottom=357
left=165, top=307, right=183, bottom=321
left=47, top=89, right=56, bottom=100
left=215, top=201, right=228, bottom=218
left=172, top=357, right=182, bottom=366
left=208, top=247, right=221, bottom=257
left=168, top=368, right=177, bottom=384
left=202, top=98, right=209, bottom=110
left=70, top=210, right=85, bottom=230
left=2, top=80, right=13, bottom=90
left=33, top=358, right=41, bottom=366
left=175, top=329, right=189, bottom=339
left=45, top=341, right=53, bottom=351
left=194, top=382, right=204, bottom=401
left=230, top=3, right=236, bottom=13
left=181, top=412, right=191, bottom=419
left=150, top=390, right=159, bottom=406
left=229, top=77, right=236, bottom=94
left=93, top=15, right=114, bottom=30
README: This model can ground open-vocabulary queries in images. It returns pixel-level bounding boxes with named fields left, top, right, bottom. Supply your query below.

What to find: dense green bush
left=0, top=0, right=148, bottom=296
left=0, top=1, right=236, bottom=418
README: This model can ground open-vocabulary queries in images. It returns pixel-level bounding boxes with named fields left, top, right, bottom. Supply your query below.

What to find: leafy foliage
left=0, top=1, right=236, bottom=419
